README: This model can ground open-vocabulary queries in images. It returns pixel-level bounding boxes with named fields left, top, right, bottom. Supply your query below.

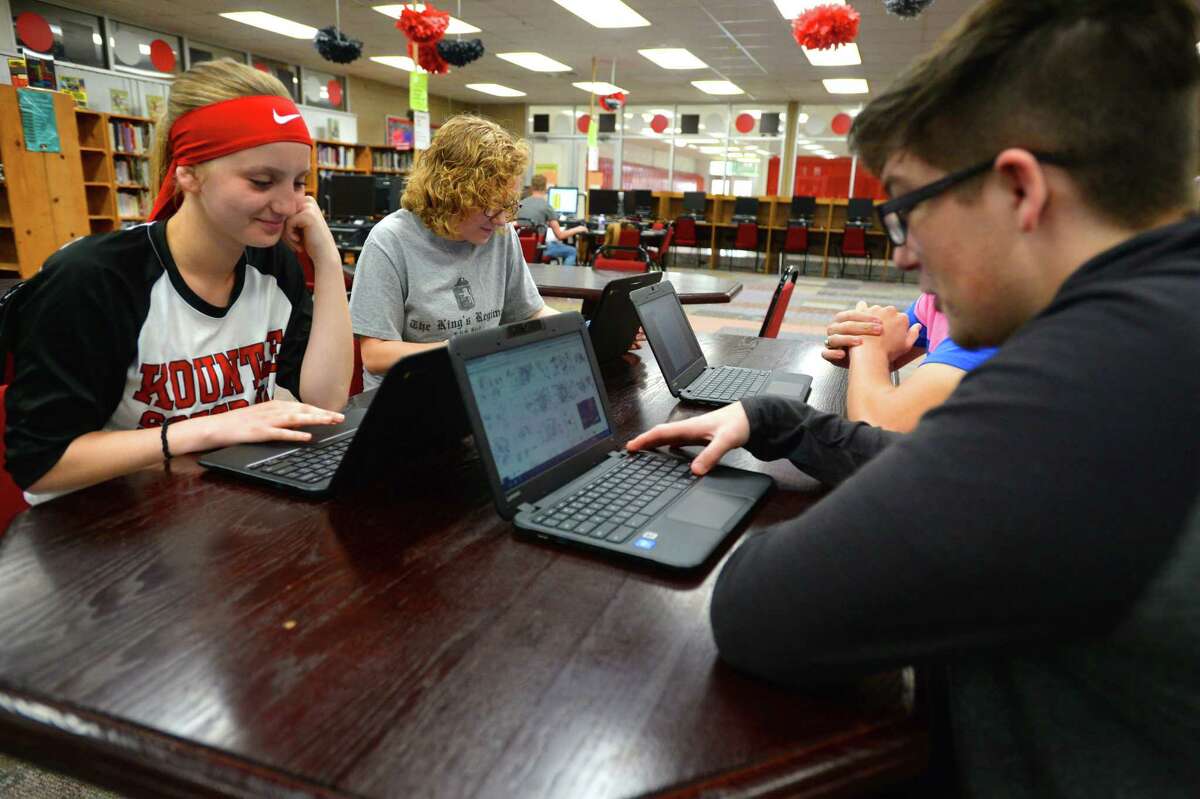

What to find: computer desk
left=528, top=264, right=741, bottom=317
left=0, top=335, right=928, bottom=799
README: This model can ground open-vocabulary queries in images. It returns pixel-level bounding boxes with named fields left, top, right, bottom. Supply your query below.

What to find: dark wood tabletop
left=0, top=335, right=923, bottom=799
left=528, top=264, right=743, bottom=305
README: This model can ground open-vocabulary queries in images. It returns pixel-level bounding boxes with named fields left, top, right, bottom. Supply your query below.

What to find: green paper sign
left=586, top=117, right=598, bottom=148
left=409, top=72, right=429, bottom=113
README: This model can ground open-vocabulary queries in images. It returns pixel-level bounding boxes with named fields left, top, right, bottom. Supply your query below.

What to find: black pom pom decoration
left=437, top=38, right=485, bottom=68
left=883, top=0, right=934, bottom=18
left=314, top=26, right=363, bottom=64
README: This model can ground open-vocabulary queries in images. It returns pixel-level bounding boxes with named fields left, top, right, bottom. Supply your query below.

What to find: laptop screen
left=464, top=331, right=612, bottom=491
left=636, top=290, right=705, bottom=381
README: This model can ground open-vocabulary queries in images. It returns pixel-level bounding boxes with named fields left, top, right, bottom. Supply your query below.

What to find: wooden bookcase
left=305, top=141, right=412, bottom=196
left=0, top=85, right=89, bottom=278
left=74, top=109, right=154, bottom=233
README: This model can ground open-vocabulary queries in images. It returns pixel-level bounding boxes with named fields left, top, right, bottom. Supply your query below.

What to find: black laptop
left=587, top=271, right=662, bottom=362
left=199, top=348, right=469, bottom=495
left=447, top=312, right=772, bottom=570
left=629, top=280, right=813, bottom=406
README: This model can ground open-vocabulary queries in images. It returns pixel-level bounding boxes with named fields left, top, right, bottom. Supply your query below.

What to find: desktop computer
left=548, top=186, right=580, bottom=216
left=847, top=198, right=876, bottom=226
left=732, top=196, right=758, bottom=223
left=682, top=191, right=707, bottom=220
left=628, top=189, right=654, bottom=218
left=588, top=189, right=620, bottom=222
left=790, top=195, right=817, bottom=224
left=321, top=173, right=377, bottom=249
left=373, top=175, right=404, bottom=217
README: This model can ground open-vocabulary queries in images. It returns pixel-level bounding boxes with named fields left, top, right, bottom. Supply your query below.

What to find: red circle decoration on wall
left=326, top=80, right=343, bottom=107
left=577, top=114, right=591, bottom=134
left=735, top=113, right=755, bottom=134
left=15, top=12, right=54, bottom=53
left=149, top=39, right=176, bottom=73
left=650, top=114, right=669, bottom=134
left=830, top=112, right=853, bottom=135
left=253, top=62, right=270, bottom=73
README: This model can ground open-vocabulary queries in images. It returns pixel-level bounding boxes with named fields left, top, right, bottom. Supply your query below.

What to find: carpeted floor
left=2, top=264, right=919, bottom=799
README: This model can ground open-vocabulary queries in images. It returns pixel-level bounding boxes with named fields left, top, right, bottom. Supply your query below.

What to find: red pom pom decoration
left=397, top=4, right=449, bottom=46
left=410, top=42, right=450, bottom=75
left=599, top=92, right=626, bottom=112
left=791, top=3, right=861, bottom=50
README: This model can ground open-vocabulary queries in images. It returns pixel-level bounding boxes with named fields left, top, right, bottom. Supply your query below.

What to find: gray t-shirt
left=517, top=195, right=554, bottom=227
left=349, top=209, right=545, bottom=389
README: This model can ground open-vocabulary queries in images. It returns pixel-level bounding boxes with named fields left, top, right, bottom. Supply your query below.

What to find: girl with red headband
left=5, top=59, right=352, bottom=503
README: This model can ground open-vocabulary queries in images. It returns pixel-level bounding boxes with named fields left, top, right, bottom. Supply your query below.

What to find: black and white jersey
left=5, top=221, right=313, bottom=490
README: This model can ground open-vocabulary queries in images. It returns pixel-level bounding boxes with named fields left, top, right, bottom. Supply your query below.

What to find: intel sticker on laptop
left=634, top=532, right=658, bottom=550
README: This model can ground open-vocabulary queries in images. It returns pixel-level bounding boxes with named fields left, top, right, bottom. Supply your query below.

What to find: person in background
left=628, top=1, right=1200, bottom=794
left=350, top=115, right=556, bottom=391
left=821, top=294, right=997, bottom=431
left=4, top=58, right=352, bottom=504
left=517, top=174, right=587, bottom=265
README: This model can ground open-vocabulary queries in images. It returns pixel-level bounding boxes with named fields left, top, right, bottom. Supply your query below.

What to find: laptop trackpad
left=665, top=490, right=747, bottom=529
left=764, top=376, right=808, bottom=399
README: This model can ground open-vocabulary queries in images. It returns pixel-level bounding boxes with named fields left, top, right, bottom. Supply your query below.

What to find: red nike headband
left=149, top=95, right=313, bottom=222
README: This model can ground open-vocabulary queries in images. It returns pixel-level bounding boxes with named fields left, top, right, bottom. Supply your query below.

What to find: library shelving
left=305, top=141, right=412, bottom=196
left=0, top=85, right=90, bottom=277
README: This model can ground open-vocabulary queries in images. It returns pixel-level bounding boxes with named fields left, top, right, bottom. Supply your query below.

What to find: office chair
left=759, top=266, right=799, bottom=338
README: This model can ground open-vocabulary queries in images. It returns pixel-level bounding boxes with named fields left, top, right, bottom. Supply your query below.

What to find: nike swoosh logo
left=273, top=110, right=301, bottom=125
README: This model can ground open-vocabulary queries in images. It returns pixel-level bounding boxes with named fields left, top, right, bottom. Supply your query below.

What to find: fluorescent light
left=497, top=52, right=570, bottom=72
left=552, top=0, right=650, bottom=28
left=638, top=48, right=707, bottom=70
left=773, top=0, right=844, bottom=18
left=372, top=4, right=480, bottom=34
left=823, top=78, right=869, bottom=94
left=371, top=55, right=416, bottom=71
left=466, top=83, right=527, bottom=97
left=699, top=146, right=725, bottom=154
left=798, top=112, right=810, bottom=123
left=219, top=12, right=318, bottom=39
left=803, top=43, right=861, bottom=66
left=802, top=143, right=822, bottom=151
left=676, top=138, right=717, bottom=145
left=692, top=80, right=744, bottom=95
left=573, top=81, right=627, bottom=94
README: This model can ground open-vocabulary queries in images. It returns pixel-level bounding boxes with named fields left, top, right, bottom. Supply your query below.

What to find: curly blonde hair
left=402, top=115, right=530, bottom=239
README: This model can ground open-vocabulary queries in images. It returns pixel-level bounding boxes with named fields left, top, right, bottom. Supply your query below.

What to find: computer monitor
left=630, top=189, right=654, bottom=216
left=373, top=175, right=404, bottom=216
left=847, top=198, right=876, bottom=224
left=588, top=189, right=620, bottom=216
left=682, top=191, right=707, bottom=214
left=790, top=195, right=817, bottom=220
left=322, top=174, right=375, bottom=219
left=733, top=197, right=758, bottom=218
left=548, top=186, right=579, bottom=216
left=598, top=113, right=617, bottom=133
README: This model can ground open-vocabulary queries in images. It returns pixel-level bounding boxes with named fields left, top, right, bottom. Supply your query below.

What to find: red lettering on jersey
left=132, top=364, right=173, bottom=409
left=239, top=342, right=267, bottom=384
left=168, top=360, right=196, bottom=409
left=227, top=399, right=250, bottom=411
left=193, top=355, right=220, bottom=403
left=138, top=410, right=165, bottom=428
left=213, top=349, right=244, bottom=397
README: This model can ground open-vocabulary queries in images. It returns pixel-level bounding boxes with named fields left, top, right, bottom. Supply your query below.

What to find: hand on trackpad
left=666, top=490, right=747, bottom=529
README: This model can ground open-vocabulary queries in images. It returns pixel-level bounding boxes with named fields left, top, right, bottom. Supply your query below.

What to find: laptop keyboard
left=248, top=437, right=352, bottom=484
left=689, top=366, right=770, bottom=401
left=530, top=451, right=699, bottom=543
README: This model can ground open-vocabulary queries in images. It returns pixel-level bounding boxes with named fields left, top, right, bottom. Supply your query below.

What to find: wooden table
left=0, top=335, right=925, bottom=799
left=528, top=264, right=742, bottom=307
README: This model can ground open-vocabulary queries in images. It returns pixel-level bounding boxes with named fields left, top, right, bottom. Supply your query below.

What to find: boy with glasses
left=628, top=0, right=1200, bottom=793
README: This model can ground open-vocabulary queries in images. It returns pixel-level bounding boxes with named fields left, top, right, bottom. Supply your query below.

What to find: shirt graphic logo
left=453, top=277, right=476, bottom=311
left=273, top=110, right=301, bottom=125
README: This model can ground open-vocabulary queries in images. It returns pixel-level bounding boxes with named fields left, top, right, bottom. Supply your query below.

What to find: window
left=250, top=55, right=301, bottom=103
left=300, top=66, right=346, bottom=112
left=10, top=0, right=106, bottom=68
left=109, top=20, right=181, bottom=76
left=188, top=41, right=246, bottom=68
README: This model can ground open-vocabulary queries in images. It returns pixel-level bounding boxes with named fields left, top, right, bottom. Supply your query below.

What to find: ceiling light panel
left=573, top=81, right=627, bottom=95
left=803, top=43, right=861, bottom=66
left=466, top=83, right=527, bottom=97
left=219, top=12, right=317, bottom=39
left=638, top=48, right=707, bottom=70
left=823, top=78, right=869, bottom=94
left=371, top=55, right=416, bottom=71
left=496, top=52, right=570, bottom=72
left=691, top=80, right=744, bottom=95
left=552, top=0, right=651, bottom=28
left=773, top=0, right=844, bottom=18
left=373, top=5, right=481, bottom=34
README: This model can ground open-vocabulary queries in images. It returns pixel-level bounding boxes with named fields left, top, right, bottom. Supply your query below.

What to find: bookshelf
left=108, top=114, right=153, bottom=224
left=305, top=141, right=412, bottom=198
left=75, top=108, right=117, bottom=234
left=0, top=85, right=90, bottom=277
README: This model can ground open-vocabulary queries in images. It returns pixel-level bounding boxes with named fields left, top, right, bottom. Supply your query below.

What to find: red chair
left=350, top=337, right=364, bottom=397
left=839, top=225, right=872, bottom=279
left=759, top=266, right=799, bottom=338
left=726, top=222, right=760, bottom=271
left=778, top=224, right=811, bottom=275
left=673, top=216, right=701, bottom=267
left=647, top=224, right=674, bottom=269
left=518, top=234, right=539, bottom=264
left=617, top=225, right=640, bottom=249
left=0, top=385, right=29, bottom=537
left=593, top=245, right=651, bottom=273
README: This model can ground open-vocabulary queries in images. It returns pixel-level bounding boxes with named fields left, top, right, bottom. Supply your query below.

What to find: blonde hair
left=402, top=115, right=530, bottom=239
left=151, top=59, right=294, bottom=193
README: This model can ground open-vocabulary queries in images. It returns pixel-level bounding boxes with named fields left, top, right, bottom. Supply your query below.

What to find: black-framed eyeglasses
left=876, top=152, right=1070, bottom=247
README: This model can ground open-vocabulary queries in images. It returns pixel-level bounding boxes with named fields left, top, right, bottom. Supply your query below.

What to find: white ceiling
left=61, top=0, right=979, bottom=105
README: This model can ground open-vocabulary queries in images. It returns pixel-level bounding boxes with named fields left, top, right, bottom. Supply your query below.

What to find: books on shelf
left=371, top=148, right=412, bottom=172
left=316, top=143, right=358, bottom=169
left=113, top=157, right=149, bottom=186
left=110, top=120, right=150, bottom=154
left=115, top=190, right=148, bottom=219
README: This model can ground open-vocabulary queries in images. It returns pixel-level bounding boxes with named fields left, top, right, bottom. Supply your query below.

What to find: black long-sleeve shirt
left=715, top=217, right=1200, bottom=798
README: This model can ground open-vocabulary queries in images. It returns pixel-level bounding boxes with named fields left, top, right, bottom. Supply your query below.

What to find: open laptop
left=629, top=280, right=813, bottom=406
left=447, top=312, right=772, bottom=570
left=199, top=348, right=469, bottom=496
left=587, top=271, right=663, bottom=363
